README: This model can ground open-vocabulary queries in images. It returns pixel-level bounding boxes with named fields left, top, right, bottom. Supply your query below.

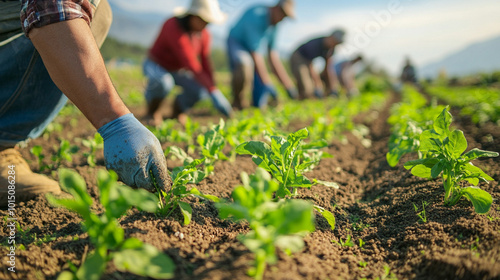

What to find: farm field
left=1, top=67, right=500, bottom=280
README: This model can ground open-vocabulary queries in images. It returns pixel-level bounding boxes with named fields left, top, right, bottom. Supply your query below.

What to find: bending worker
left=227, top=0, right=298, bottom=109
left=290, top=29, right=345, bottom=99
left=143, top=0, right=232, bottom=126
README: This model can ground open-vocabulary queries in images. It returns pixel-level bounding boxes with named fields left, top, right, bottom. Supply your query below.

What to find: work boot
left=0, top=148, right=61, bottom=207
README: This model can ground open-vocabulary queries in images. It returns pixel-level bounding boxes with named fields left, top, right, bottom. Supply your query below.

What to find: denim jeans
left=227, top=37, right=269, bottom=108
left=0, top=35, right=67, bottom=148
left=142, top=58, right=209, bottom=112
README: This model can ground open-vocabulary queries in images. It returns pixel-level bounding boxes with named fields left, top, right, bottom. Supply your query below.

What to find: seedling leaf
left=179, top=201, right=193, bottom=226
left=113, top=244, right=175, bottom=279
left=461, top=187, right=493, bottom=214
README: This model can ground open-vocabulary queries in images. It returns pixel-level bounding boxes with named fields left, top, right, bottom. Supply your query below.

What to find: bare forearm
left=29, top=19, right=130, bottom=129
left=310, top=64, right=323, bottom=89
left=269, top=51, right=294, bottom=89
left=326, top=65, right=340, bottom=91
left=251, top=52, right=272, bottom=85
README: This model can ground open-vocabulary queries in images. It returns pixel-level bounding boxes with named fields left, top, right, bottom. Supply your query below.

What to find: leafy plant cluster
left=404, top=107, right=498, bottom=214
left=47, top=169, right=175, bottom=280
left=31, top=139, right=79, bottom=171
left=386, top=85, right=446, bottom=167
left=236, top=128, right=337, bottom=230
left=217, top=168, right=315, bottom=280
left=427, top=86, right=500, bottom=125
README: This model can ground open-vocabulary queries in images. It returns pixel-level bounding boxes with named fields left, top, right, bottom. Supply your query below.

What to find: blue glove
left=286, top=88, right=298, bottom=99
left=209, top=89, right=232, bottom=117
left=263, top=84, right=278, bottom=100
left=314, top=88, right=323, bottom=98
left=98, top=113, right=171, bottom=192
left=330, top=89, right=339, bottom=98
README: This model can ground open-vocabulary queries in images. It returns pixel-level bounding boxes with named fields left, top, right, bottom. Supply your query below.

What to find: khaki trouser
left=290, top=50, right=315, bottom=100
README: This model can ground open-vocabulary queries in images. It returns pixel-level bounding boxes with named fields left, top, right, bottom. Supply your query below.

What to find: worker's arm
left=29, top=18, right=171, bottom=191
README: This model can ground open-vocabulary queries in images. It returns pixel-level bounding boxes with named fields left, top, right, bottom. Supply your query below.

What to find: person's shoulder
left=246, top=5, right=269, bottom=17
left=164, top=17, right=177, bottom=26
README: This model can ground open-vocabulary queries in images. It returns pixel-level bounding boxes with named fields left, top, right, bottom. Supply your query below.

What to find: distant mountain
left=420, top=34, right=500, bottom=78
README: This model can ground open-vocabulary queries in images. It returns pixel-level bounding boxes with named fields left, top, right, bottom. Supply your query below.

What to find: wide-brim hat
left=174, top=0, right=227, bottom=24
left=278, top=0, right=295, bottom=19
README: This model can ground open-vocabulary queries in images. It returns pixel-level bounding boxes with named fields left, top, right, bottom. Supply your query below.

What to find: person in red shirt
left=144, top=0, right=232, bottom=126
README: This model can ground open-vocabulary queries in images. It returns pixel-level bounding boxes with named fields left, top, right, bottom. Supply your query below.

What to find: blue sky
left=113, top=0, right=500, bottom=75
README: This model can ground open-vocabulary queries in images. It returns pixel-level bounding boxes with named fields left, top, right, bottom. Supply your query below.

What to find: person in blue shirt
left=227, top=0, right=297, bottom=110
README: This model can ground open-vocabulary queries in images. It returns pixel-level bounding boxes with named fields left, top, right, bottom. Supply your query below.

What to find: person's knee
left=145, top=75, right=173, bottom=103
left=233, top=63, right=253, bottom=85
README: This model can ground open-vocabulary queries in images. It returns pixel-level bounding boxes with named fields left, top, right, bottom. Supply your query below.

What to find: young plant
left=47, top=169, right=174, bottom=280
left=51, top=140, right=79, bottom=169
left=236, top=128, right=337, bottom=230
left=82, top=133, right=103, bottom=167
left=155, top=157, right=219, bottom=225
left=217, top=168, right=315, bottom=280
left=413, top=201, right=429, bottom=223
left=236, top=128, right=337, bottom=197
left=332, top=235, right=354, bottom=247
left=30, top=145, right=50, bottom=172
left=196, top=119, right=228, bottom=175
left=404, top=107, right=498, bottom=214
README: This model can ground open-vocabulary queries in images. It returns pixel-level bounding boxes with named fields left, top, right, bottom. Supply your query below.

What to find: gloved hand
left=98, top=113, right=171, bottom=192
left=286, top=88, right=298, bottom=99
left=313, top=88, right=323, bottom=98
left=209, top=89, right=232, bottom=117
left=329, top=89, right=339, bottom=98
left=263, top=84, right=278, bottom=100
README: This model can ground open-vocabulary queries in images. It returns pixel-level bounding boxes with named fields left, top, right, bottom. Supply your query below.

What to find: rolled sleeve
left=20, top=0, right=100, bottom=36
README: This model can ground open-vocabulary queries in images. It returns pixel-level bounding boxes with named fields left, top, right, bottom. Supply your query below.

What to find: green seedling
left=386, top=87, right=446, bottom=167
left=217, top=168, right=315, bottom=280
left=236, top=128, right=337, bottom=230
left=359, top=261, right=368, bottom=268
left=82, top=133, right=103, bottom=167
left=196, top=119, right=228, bottom=175
left=332, top=235, right=354, bottom=247
left=359, top=238, right=366, bottom=248
left=47, top=169, right=174, bottom=280
left=51, top=140, right=79, bottom=169
left=351, top=215, right=370, bottom=232
left=404, top=107, right=498, bottom=214
left=413, top=201, right=429, bottom=223
left=30, top=145, right=50, bottom=172
left=155, top=157, right=219, bottom=225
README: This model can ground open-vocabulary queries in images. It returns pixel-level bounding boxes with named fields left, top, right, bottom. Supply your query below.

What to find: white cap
left=174, top=0, right=227, bottom=24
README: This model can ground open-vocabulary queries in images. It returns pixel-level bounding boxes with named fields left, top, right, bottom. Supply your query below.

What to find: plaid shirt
left=20, top=0, right=100, bottom=36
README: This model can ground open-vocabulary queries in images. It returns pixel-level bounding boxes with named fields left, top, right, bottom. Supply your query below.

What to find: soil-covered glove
left=209, top=89, right=232, bottom=117
left=98, top=113, right=171, bottom=192
left=286, top=88, right=298, bottom=99
left=262, top=84, right=278, bottom=100
left=314, top=88, right=323, bottom=98
left=329, top=89, right=339, bottom=98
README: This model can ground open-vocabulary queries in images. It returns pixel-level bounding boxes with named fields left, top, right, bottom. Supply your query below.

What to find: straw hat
left=278, top=0, right=295, bottom=19
left=174, top=0, right=227, bottom=24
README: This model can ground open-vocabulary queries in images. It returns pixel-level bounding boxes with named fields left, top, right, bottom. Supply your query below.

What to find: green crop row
left=426, top=86, right=500, bottom=125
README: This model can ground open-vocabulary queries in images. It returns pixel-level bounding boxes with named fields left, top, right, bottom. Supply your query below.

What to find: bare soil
left=1, top=94, right=500, bottom=280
